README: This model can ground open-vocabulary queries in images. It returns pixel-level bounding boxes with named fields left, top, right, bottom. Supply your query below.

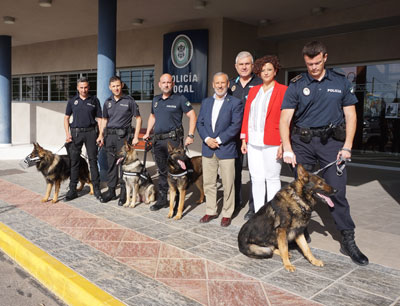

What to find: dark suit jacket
left=196, top=94, right=244, bottom=159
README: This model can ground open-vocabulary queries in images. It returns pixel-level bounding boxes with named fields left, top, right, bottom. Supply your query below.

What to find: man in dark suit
left=196, top=72, right=244, bottom=227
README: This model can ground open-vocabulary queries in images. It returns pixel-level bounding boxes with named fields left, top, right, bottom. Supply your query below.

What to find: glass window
left=118, top=67, right=154, bottom=101
left=12, top=77, right=20, bottom=101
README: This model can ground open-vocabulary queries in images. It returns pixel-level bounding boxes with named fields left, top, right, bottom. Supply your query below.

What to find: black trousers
left=291, top=134, right=355, bottom=231
left=235, top=150, right=254, bottom=212
left=152, top=137, right=182, bottom=196
left=104, top=133, right=130, bottom=189
left=69, top=129, right=100, bottom=187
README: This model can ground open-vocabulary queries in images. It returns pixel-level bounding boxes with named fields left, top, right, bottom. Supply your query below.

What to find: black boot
left=118, top=184, right=127, bottom=206
left=93, top=184, right=102, bottom=201
left=65, top=185, right=78, bottom=201
left=340, top=230, right=369, bottom=266
left=150, top=192, right=168, bottom=211
left=100, top=187, right=116, bottom=203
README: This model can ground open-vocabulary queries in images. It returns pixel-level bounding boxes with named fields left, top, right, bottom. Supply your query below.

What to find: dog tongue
left=317, top=193, right=334, bottom=207
left=116, top=157, right=124, bottom=165
left=177, top=160, right=186, bottom=170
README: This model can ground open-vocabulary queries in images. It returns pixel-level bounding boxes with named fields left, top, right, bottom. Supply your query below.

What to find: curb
left=0, top=222, right=125, bottom=306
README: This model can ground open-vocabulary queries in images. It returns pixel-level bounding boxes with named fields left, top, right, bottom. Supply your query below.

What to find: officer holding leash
left=97, top=76, right=142, bottom=204
left=280, top=41, right=368, bottom=266
left=64, top=77, right=102, bottom=201
left=143, top=73, right=197, bottom=211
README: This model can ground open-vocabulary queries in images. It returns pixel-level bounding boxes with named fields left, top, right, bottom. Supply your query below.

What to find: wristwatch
left=188, top=134, right=194, bottom=139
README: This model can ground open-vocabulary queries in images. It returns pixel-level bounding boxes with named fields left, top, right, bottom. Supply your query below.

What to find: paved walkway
left=0, top=144, right=399, bottom=305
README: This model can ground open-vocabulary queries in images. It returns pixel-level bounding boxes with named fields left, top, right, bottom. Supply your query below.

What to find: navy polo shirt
left=103, top=95, right=140, bottom=129
left=151, top=93, right=192, bottom=134
left=228, top=74, right=262, bottom=103
left=281, top=69, right=357, bottom=128
left=65, top=95, right=102, bottom=128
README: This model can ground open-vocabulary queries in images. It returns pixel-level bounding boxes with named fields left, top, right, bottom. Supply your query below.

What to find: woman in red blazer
left=240, top=55, right=287, bottom=212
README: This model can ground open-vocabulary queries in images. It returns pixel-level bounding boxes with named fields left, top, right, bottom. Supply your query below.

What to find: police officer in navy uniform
left=98, top=76, right=142, bottom=204
left=64, top=77, right=102, bottom=201
left=280, top=41, right=369, bottom=266
left=228, top=51, right=262, bottom=220
left=143, top=73, right=197, bottom=211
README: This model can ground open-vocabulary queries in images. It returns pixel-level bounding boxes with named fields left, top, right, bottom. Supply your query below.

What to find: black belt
left=154, top=127, right=183, bottom=141
left=293, top=126, right=328, bottom=137
left=106, top=127, right=131, bottom=135
left=70, top=126, right=96, bottom=132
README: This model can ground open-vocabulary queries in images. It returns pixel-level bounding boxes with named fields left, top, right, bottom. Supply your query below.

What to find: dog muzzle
left=19, top=155, right=40, bottom=169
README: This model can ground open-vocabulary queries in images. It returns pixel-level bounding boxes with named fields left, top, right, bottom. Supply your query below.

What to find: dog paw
left=311, top=259, right=324, bottom=267
left=51, top=199, right=57, bottom=204
left=123, top=202, right=130, bottom=207
left=167, top=211, right=174, bottom=218
left=41, top=198, right=48, bottom=203
left=129, top=203, right=136, bottom=208
left=174, top=214, right=182, bottom=220
left=284, top=264, right=296, bottom=272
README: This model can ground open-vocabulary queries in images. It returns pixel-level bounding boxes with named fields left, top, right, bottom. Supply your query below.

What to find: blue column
left=97, top=0, right=117, bottom=181
left=0, top=36, right=12, bottom=145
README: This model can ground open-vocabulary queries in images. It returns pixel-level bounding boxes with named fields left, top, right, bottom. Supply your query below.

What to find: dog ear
left=167, top=141, right=174, bottom=153
left=297, top=164, right=309, bottom=181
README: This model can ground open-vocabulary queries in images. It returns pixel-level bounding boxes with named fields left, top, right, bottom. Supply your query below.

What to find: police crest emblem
left=231, top=85, right=236, bottom=92
left=171, top=34, right=193, bottom=69
left=74, top=100, right=79, bottom=105
left=108, top=102, right=112, bottom=108
left=303, top=87, right=310, bottom=96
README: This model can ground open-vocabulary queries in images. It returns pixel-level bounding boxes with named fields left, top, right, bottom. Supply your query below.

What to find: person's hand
left=282, top=150, right=297, bottom=168
left=65, top=134, right=72, bottom=143
left=241, top=141, right=247, bottom=154
left=337, top=148, right=351, bottom=161
left=132, top=137, right=139, bottom=146
left=184, top=136, right=194, bottom=146
left=96, top=135, right=104, bottom=147
left=205, top=138, right=219, bottom=149
left=277, top=144, right=283, bottom=160
left=143, top=132, right=150, bottom=140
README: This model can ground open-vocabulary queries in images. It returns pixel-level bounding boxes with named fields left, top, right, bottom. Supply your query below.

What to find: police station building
left=1, top=0, right=399, bottom=169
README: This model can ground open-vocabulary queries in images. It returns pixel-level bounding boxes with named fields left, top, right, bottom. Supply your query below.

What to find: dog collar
left=168, top=169, right=193, bottom=178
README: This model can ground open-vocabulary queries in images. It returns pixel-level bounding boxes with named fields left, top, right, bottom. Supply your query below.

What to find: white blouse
left=248, top=86, right=274, bottom=146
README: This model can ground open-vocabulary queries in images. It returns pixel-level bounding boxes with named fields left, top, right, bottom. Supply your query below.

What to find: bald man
left=143, top=73, right=197, bottom=211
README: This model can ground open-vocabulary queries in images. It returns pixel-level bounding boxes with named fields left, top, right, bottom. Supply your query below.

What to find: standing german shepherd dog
left=28, top=143, right=93, bottom=203
left=117, top=141, right=156, bottom=207
left=167, top=142, right=204, bottom=220
left=238, top=164, right=336, bottom=272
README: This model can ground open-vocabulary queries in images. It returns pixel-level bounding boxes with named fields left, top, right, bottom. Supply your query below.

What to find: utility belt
left=154, top=126, right=184, bottom=141
left=105, top=126, right=133, bottom=138
left=70, top=126, right=97, bottom=133
left=293, top=123, right=346, bottom=145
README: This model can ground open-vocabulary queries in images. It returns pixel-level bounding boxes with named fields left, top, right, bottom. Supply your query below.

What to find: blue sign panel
left=163, top=29, right=208, bottom=103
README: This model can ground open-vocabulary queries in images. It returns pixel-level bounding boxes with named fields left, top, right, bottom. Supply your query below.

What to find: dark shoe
left=65, top=187, right=78, bottom=201
left=100, top=188, right=116, bottom=203
left=118, top=185, right=127, bottom=206
left=220, top=217, right=231, bottom=227
left=244, top=209, right=255, bottom=221
left=199, top=214, right=217, bottom=223
left=340, top=230, right=369, bottom=266
left=93, top=185, right=102, bottom=201
left=150, top=193, right=168, bottom=211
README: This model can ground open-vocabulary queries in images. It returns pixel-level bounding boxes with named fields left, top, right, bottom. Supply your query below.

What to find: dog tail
left=238, top=227, right=273, bottom=259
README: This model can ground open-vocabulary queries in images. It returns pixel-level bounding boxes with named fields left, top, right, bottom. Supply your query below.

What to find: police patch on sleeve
left=108, top=102, right=112, bottom=108
left=350, top=87, right=355, bottom=94
left=231, top=85, right=236, bottom=92
left=186, top=101, right=191, bottom=107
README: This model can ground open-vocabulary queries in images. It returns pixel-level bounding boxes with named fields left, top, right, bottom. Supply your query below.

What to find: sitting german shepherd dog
left=27, top=142, right=93, bottom=203
left=167, top=142, right=204, bottom=220
left=238, top=164, right=336, bottom=272
left=117, top=141, right=156, bottom=207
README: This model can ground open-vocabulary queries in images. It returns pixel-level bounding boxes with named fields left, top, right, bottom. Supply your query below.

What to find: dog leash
left=313, top=156, right=350, bottom=177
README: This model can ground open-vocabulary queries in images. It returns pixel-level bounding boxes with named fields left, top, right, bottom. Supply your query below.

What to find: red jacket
left=240, top=82, right=288, bottom=146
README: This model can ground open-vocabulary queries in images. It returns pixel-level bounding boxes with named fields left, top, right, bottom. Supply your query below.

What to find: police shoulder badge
left=74, top=100, right=79, bottom=105
left=186, top=101, right=191, bottom=107
left=350, top=87, right=355, bottom=94
left=291, top=74, right=302, bottom=83
left=303, top=87, right=310, bottom=96
left=108, top=102, right=112, bottom=108
left=231, top=85, right=236, bottom=92
left=154, top=101, right=158, bottom=108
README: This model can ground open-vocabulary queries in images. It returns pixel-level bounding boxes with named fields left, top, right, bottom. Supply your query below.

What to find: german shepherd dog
left=238, top=164, right=336, bottom=272
left=167, top=142, right=205, bottom=220
left=27, top=143, right=93, bottom=203
left=117, top=141, right=156, bottom=207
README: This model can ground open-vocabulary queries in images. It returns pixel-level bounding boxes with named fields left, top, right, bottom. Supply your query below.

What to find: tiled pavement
left=0, top=158, right=400, bottom=305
